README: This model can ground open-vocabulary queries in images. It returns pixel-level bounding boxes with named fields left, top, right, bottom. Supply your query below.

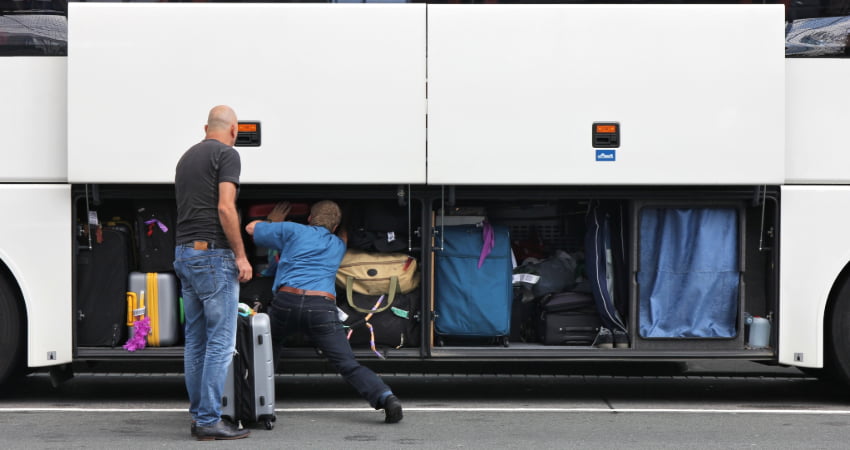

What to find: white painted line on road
left=2, top=407, right=850, bottom=415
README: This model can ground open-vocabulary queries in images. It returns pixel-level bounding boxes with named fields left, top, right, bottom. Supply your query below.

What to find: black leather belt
left=178, top=240, right=229, bottom=250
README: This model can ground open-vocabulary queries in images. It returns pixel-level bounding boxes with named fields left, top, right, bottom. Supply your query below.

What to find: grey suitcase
left=222, top=312, right=276, bottom=430
left=126, top=272, right=180, bottom=347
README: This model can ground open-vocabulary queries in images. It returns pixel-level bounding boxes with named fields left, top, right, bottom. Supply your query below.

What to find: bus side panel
left=779, top=186, right=850, bottom=368
left=68, top=4, right=426, bottom=184
left=0, top=185, right=73, bottom=367
left=0, top=58, right=67, bottom=182
left=786, top=59, right=850, bottom=184
left=427, top=5, right=785, bottom=185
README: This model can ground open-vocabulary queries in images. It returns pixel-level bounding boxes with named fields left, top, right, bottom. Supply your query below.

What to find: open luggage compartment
left=72, top=185, right=778, bottom=364
left=426, top=186, right=778, bottom=358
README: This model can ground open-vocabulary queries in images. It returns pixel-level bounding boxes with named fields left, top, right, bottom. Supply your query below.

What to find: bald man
left=174, top=105, right=252, bottom=441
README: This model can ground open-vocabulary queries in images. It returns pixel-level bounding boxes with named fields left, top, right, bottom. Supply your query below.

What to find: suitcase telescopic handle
left=126, top=290, right=146, bottom=326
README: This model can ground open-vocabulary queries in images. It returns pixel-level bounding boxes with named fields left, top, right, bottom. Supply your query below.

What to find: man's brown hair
left=309, top=200, right=342, bottom=232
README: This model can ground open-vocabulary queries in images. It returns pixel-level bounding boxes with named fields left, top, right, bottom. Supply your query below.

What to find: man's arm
left=219, top=181, right=252, bottom=282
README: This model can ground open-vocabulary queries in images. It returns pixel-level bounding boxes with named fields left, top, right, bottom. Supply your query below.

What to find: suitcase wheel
left=264, top=419, right=274, bottom=430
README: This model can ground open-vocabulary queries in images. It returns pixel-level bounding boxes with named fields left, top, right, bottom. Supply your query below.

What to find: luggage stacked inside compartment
left=464, top=200, right=632, bottom=349
left=126, top=201, right=181, bottom=349
left=76, top=213, right=135, bottom=347
left=335, top=200, right=423, bottom=354
left=75, top=198, right=183, bottom=350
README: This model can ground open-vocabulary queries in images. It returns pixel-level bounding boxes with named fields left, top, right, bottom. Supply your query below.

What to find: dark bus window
left=0, top=0, right=67, bottom=56
left=786, top=1, right=850, bottom=57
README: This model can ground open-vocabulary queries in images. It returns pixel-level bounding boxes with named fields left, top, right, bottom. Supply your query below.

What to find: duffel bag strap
left=345, top=276, right=398, bottom=314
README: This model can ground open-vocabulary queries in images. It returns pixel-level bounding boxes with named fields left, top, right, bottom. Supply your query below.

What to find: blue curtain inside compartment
left=638, top=208, right=739, bottom=338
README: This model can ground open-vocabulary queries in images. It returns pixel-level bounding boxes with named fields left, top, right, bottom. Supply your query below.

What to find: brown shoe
left=195, top=420, right=250, bottom=441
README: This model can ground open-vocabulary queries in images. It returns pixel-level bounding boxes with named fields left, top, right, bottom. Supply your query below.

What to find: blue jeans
left=268, top=291, right=391, bottom=408
left=173, top=246, right=239, bottom=427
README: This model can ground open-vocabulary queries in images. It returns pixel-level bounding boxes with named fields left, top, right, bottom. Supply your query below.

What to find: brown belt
left=278, top=285, right=335, bottom=301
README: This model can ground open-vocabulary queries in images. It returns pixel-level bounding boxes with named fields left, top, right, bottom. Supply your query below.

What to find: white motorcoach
left=3, top=0, right=850, bottom=387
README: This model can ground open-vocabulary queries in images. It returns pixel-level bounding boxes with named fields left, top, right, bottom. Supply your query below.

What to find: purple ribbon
left=478, top=221, right=495, bottom=269
left=145, top=219, right=169, bottom=233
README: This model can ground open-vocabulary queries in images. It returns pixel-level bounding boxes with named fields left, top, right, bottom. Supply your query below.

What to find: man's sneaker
left=593, top=327, right=613, bottom=349
left=382, top=395, right=403, bottom=424
left=613, top=329, right=629, bottom=349
left=190, top=421, right=197, bottom=437
left=195, top=419, right=250, bottom=441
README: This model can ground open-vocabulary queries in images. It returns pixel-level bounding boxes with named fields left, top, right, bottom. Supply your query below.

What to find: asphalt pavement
left=2, top=361, right=847, bottom=449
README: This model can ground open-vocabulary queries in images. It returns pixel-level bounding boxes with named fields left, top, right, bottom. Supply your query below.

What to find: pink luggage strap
left=478, top=221, right=495, bottom=269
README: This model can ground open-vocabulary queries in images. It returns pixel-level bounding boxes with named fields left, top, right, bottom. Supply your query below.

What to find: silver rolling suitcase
left=222, top=311, right=276, bottom=430
left=126, top=272, right=180, bottom=347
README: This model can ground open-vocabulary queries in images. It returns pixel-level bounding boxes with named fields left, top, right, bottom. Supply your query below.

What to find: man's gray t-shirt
left=175, top=139, right=241, bottom=248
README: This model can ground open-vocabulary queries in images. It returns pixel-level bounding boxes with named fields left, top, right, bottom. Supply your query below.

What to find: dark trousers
left=268, top=291, right=391, bottom=408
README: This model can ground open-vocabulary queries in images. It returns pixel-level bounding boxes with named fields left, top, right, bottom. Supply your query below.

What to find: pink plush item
left=123, top=317, right=151, bottom=352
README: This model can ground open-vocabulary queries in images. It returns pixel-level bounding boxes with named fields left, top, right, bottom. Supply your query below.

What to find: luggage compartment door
left=427, top=5, right=785, bottom=185
left=68, top=4, right=425, bottom=184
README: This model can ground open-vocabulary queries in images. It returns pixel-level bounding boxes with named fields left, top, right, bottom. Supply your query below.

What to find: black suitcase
left=538, top=308, right=601, bottom=345
left=76, top=225, right=132, bottom=347
left=538, top=292, right=601, bottom=345
left=541, top=291, right=595, bottom=313
left=135, top=202, right=177, bottom=273
left=345, top=201, right=411, bottom=253
left=337, top=288, right=421, bottom=349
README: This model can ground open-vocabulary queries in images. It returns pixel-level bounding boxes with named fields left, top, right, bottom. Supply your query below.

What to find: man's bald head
left=205, top=105, right=238, bottom=146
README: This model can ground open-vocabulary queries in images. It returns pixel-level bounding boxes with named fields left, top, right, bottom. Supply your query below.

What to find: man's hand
left=236, top=256, right=252, bottom=283
left=245, top=219, right=264, bottom=236
left=267, top=201, right=291, bottom=223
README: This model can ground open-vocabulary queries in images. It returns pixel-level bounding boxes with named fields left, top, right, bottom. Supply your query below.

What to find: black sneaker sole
left=385, top=405, right=403, bottom=424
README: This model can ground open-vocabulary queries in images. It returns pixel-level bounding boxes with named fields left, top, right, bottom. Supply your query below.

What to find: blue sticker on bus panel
left=596, top=149, right=616, bottom=161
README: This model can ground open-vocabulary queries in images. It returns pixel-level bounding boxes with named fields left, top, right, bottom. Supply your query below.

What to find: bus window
left=786, top=0, right=850, bottom=57
left=0, top=0, right=67, bottom=56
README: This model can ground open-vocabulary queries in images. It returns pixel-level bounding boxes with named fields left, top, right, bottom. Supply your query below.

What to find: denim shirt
left=253, top=221, right=345, bottom=295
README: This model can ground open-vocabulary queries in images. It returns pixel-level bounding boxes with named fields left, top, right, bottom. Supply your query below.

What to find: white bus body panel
left=427, top=5, right=785, bottom=185
left=0, top=185, right=72, bottom=367
left=0, top=58, right=67, bottom=182
left=779, top=186, right=850, bottom=368
left=68, top=4, right=425, bottom=184
left=786, top=59, right=850, bottom=184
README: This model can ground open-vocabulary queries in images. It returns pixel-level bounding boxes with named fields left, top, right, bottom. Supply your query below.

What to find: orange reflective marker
left=596, top=124, right=618, bottom=134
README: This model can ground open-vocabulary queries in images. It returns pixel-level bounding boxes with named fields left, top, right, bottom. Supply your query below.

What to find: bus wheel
left=0, top=275, right=24, bottom=387
left=828, top=277, right=850, bottom=388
